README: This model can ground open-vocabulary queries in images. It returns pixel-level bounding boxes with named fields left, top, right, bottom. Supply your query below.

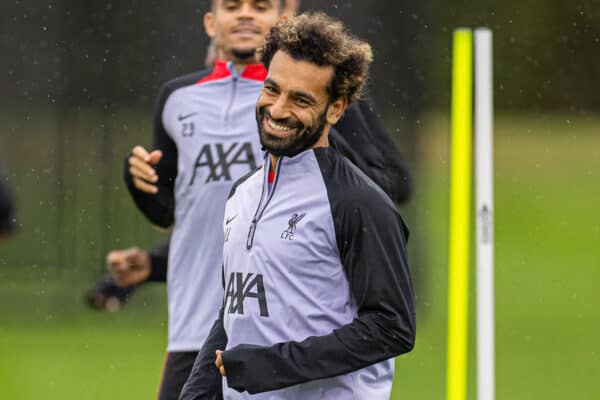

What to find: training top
left=125, top=61, right=414, bottom=353
left=126, top=60, right=267, bottom=351
left=180, top=147, right=416, bottom=400
left=140, top=95, right=415, bottom=284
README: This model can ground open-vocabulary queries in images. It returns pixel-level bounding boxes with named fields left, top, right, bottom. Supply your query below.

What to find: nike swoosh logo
left=178, top=112, right=199, bottom=121
left=225, top=215, right=237, bottom=225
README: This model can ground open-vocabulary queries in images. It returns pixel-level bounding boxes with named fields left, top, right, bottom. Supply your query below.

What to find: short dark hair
left=258, top=12, right=373, bottom=102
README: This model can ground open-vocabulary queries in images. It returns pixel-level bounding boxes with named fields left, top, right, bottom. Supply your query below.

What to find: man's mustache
left=259, top=108, right=303, bottom=130
left=230, top=23, right=262, bottom=34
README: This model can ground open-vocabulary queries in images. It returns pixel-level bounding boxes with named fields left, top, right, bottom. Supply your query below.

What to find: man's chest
left=178, top=136, right=261, bottom=189
left=221, top=182, right=351, bottom=325
left=223, top=180, right=340, bottom=277
left=164, top=87, right=262, bottom=188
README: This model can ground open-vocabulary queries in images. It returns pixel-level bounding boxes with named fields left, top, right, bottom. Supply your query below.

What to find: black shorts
left=158, top=351, right=198, bottom=400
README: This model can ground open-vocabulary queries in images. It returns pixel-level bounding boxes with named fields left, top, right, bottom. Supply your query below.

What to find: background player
left=122, top=2, right=295, bottom=399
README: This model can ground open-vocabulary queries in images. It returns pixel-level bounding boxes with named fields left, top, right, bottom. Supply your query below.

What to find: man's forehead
left=267, top=51, right=333, bottom=97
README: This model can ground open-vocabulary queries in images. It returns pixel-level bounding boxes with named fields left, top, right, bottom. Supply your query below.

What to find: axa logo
left=224, top=272, right=269, bottom=317
left=189, top=142, right=257, bottom=185
left=280, top=212, right=305, bottom=240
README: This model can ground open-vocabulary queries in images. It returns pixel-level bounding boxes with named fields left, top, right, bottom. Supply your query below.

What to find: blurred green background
left=1, top=1, right=599, bottom=399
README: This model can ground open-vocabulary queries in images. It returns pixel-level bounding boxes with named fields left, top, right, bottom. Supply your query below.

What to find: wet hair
left=258, top=12, right=373, bottom=102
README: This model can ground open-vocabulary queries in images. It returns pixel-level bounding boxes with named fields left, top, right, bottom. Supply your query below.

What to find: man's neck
left=233, top=62, right=249, bottom=73
left=269, top=154, right=279, bottom=171
left=230, top=54, right=258, bottom=72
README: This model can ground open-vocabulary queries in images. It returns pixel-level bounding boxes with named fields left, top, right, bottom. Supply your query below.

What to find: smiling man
left=180, top=13, right=416, bottom=400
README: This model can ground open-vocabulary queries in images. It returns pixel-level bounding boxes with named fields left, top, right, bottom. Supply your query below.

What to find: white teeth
left=267, top=117, right=292, bottom=132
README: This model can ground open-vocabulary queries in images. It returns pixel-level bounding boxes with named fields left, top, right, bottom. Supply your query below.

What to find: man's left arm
left=221, top=196, right=416, bottom=394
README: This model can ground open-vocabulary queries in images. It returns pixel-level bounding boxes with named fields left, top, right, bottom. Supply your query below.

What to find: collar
left=197, top=60, right=267, bottom=84
left=263, top=147, right=329, bottom=176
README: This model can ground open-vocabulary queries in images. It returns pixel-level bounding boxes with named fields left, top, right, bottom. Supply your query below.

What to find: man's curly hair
left=258, top=12, right=373, bottom=103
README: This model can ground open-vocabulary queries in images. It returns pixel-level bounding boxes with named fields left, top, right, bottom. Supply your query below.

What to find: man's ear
left=326, top=97, right=348, bottom=125
left=204, top=12, right=216, bottom=38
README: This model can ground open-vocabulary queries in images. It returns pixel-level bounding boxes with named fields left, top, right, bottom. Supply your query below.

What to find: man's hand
left=106, top=247, right=151, bottom=287
left=215, top=350, right=226, bottom=376
left=128, top=145, right=163, bottom=194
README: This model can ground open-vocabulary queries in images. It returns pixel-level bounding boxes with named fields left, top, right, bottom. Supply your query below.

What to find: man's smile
left=263, top=114, right=299, bottom=137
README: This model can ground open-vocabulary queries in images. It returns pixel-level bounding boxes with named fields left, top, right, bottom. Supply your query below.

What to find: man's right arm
left=123, top=82, right=178, bottom=228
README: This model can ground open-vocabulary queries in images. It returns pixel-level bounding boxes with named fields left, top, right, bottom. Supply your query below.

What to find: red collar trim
left=196, top=60, right=267, bottom=84
left=196, top=60, right=231, bottom=84
left=241, top=64, right=267, bottom=81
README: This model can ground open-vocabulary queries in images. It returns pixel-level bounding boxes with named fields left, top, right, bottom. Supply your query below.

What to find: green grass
left=391, top=113, right=600, bottom=399
left=1, top=112, right=599, bottom=399
left=0, top=272, right=168, bottom=399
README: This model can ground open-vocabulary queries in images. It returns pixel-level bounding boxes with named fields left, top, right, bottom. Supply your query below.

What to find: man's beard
left=231, top=48, right=256, bottom=62
left=256, top=105, right=329, bottom=158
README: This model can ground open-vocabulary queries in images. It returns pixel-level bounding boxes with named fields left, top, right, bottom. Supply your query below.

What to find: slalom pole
left=475, top=28, right=495, bottom=400
left=447, top=28, right=473, bottom=400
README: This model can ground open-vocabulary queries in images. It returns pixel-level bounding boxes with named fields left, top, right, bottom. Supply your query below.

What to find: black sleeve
left=123, top=82, right=178, bottom=228
left=220, top=190, right=416, bottom=394
left=147, top=240, right=170, bottom=282
left=179, top=307, right=228, bottom=400
left=124, top=70, right=211, bottom=228
left=332, top=98, right=413, bottom=204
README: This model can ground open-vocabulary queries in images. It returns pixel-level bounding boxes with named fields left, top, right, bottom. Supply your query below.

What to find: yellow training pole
left=447, top=28, right=473, bottom=400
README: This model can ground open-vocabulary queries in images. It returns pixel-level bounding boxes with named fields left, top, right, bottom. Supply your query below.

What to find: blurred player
left=120, top=2, right=298, bottom=399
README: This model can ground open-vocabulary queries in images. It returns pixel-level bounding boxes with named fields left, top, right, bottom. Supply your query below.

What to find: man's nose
left=268, top=97, right=291, bottom=119
left=237, top=2, right=255, bottom=20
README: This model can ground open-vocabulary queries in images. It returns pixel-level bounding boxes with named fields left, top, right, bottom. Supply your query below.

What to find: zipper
left=246, top=157, right=282, bottom=250
left=224, top=75, right=237, bottom=126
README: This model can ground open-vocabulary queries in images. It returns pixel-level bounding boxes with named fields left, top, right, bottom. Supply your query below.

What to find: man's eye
left=295, top=98, right=309, bottom=106
left=255, top=1, right=270, bottom=11
left=264, top=86, right=276, bottom=94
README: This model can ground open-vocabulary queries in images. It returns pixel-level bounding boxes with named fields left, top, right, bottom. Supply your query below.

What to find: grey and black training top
left=180, top=146, right=416, bottom=400
left=126, top=60, right=267, bottom=351
left=125, top=60, right=413, bottom=353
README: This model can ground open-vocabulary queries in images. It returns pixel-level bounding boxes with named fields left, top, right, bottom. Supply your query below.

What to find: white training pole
left=475, top=28, right=495, bottom=400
